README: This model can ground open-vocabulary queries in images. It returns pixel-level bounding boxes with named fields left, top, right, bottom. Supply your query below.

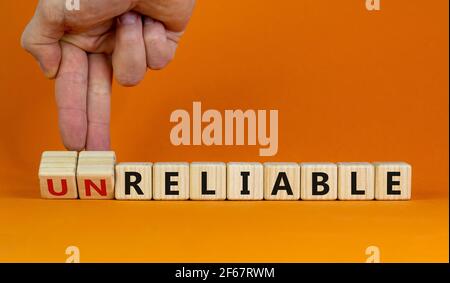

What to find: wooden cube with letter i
left=227, top=162, right=263, bottom=200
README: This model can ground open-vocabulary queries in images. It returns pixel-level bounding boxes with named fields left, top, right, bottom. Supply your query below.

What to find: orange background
left=0, top=0, right=448, bottom=262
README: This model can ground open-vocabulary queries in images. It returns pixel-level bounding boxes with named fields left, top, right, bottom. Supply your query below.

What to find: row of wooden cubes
left=39, top=151, right=411, bottom=200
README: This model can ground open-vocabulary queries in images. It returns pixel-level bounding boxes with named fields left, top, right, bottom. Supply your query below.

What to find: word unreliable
left=39, top=151, right=412, bottom=200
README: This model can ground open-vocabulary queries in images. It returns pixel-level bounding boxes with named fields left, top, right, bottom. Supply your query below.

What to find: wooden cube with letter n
left=190, top=162, right=226, bottom=200
left=77, top=151, right=115, bottom=200
left=373, top=162, right=411, bottom=200
left=227, top=162, right=263, bottom=200
left=115, top=163, right=152, bottom=200
left=337, top=162, right=374, bottom=200
left=153, top=162, right=190, bottom=200
left=38, top=151, right=78, bottom=199
left=301, top=162, right=337, bottom=200
left=263, top=162, right=300, bottom=200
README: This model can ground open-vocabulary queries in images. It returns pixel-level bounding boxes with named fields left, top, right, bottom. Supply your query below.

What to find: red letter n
left=84, top=179, right=107, bottom=196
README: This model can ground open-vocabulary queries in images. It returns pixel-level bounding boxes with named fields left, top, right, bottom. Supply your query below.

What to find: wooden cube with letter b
left=373, top=162, right=411, bottom=200
left=38, top=151, right=78, bottom=199
left=337, top=162, right=374, bottom=200
left=190, top=162, right=226, bottom=200
left=300, top=162, right=337, bottom=200
left=263, top=162, right=300, bottom=200
left=115, top=163, right=152, bottom=200
left=77, top=151, right=115, bottom=200
left=153, top=162, right=190, bottom=200
left=227, top=162, right=263, bottom=200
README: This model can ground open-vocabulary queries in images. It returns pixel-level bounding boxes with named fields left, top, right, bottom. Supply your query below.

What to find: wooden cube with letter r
left=115, top=163, right=152, bottom=200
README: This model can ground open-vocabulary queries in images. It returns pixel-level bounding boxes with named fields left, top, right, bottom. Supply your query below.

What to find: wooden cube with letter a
left=373, top=162, right=411, bottom=200
left=227, top=162, right=263, bottom=200
left=300, top=162, right=337, bottom=200
left=190, top=162, right=226, bottom=200
left=38, top=151, right=78, bottom=199
left=337, top=162, right=374, bottom=200
left=264, top=163, right=300, bottom=200
left=115, top=163, right=152, bottom=200
left=153, top=162, right=190, bottom=200
left=77, top=151, right=115, bottom=200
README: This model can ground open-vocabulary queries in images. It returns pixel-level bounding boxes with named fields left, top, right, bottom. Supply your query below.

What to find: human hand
left=21, top=0, right=195, bottom=150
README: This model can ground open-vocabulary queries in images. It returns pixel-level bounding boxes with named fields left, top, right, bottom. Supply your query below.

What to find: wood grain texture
left=373, top=162, right=412, bottom=200
left=77, top=152, right=115, bottom=200
left=300, top=162, right=337, bottom=200
left=153, top=162, right=190, bottom=200
left=190, top=162, right=226, bottom=200
left=337, top=162, right=374, bottom=200
left=263, top=162, right=300, bottom=200
left=38, top=151, right=78, bottom=199
left=227, top=162, right=263, bottom=200
left=115, top=163, right=153, bottom=200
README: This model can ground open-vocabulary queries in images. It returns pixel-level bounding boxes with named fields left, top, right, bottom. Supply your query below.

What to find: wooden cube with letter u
left=190, top=162, right=226, bottom=200
left=38, top=151, right=78, bottom=199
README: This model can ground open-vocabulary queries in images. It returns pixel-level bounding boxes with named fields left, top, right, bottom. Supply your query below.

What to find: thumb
left=21, top=0, right=65, bottom=79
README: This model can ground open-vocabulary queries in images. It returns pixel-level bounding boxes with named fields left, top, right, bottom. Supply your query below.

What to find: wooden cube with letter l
left=115, top=163, right=152, bottom=200
left=153, top=162, right=190, bottom=200
left=337, top=162, right=374, bottom=200
left=76, top=151, right=115, bottom=200
left=300, top=162, right=337, bottom=200
left=373, top=162, right=411, bottom=200
left=190, top=162, right=226, bottom=200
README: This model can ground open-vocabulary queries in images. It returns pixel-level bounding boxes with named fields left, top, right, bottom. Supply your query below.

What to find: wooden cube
left=115, top=163, right=152, bottom=200
left=39, top=151, right=78, bottom=199
left=190, top=162, right=226, bottom=200
left=153, top=162, right=190, bottom=200
left=337, top=162, right=374, bottom=200
left=77, top=151, right=115, bottom=200
left=374, top=162, right=411, bottom=200
left=264, top=163, right=300, bottom=200
left=38, top=151, right=78, bottom=199
left=227, top=162, right=263, bottom=200
left=301, top=162, right=337, bottom=200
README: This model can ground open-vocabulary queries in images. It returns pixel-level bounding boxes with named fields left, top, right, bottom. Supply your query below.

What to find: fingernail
left=144, top=17, right=154, bottom=25
left=119, top=12, right=138, bottom=25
